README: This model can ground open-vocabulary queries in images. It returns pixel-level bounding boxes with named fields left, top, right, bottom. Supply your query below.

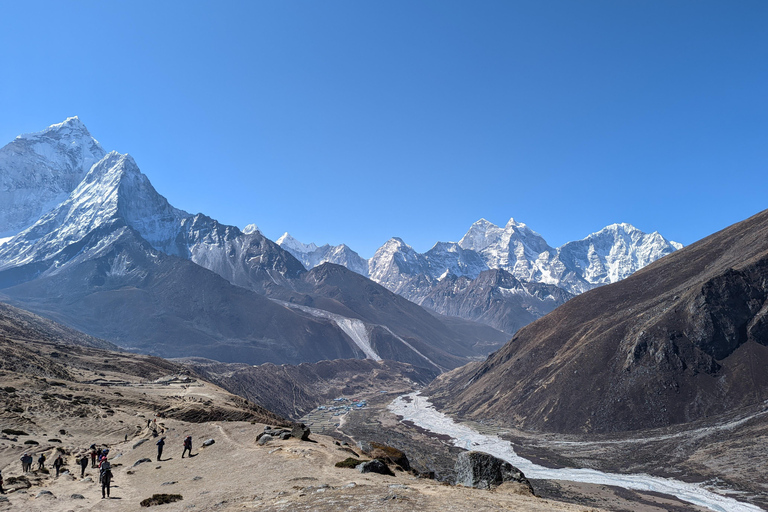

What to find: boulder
left=356, top=459, right=395, bottom=476
left=291, top=424, right=311, bottom=441
left=71, top=494, right=85, bottom=499
left=257, top=435, right=272, bottom=446
left=359, top=441, right=410, bottom=471
left=133, top=458, right=152, bottom=467
left=454, top=451, right=533, bottom=492
left=202, top=438, right=215, bottom=447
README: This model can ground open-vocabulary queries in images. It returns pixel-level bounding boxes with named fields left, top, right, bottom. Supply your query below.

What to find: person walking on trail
left=53, top=454, right=64, bottom=477
left=90, top=448, right=97, bottom=468
left=100, top=461, right=113, bottom=499
left=21, top=453, right=32, bottom=472
left=98, top=456, right=110, bottom=482
left=37, top=453, right=46, bottom=471
left=156, top=436, right=165, bottom=461
left=182, top=435, right=192, bottom=458
left=79, top=455, right=88, bottom=478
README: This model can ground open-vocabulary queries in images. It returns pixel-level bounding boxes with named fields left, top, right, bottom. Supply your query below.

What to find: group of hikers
left=155, top=435, right=193, bottom=461
left=18, top=452, right=65, bottom=477
left=10, top=433, right=193, bottom=499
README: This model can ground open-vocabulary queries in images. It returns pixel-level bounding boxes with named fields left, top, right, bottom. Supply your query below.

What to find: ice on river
left=389, top=393, right=762, bottom=512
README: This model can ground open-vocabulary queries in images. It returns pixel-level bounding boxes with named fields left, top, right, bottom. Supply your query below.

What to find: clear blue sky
left=1, top=1, right=766, bottom=257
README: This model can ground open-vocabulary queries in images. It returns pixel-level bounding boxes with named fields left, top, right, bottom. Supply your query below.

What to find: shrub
left=335, top=457, right=367, bottom=469
left=140, top=494, right=183, bottom=507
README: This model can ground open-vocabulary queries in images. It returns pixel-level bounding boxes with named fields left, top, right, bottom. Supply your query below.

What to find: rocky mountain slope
left=425, top=208, right=768, bottom=434
left=0, top=301, right=116, bottom=350
left=418, top=269, right=574, bottom=335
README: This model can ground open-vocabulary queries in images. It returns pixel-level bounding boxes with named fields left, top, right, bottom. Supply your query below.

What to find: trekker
left=90, top=448, right=97, bottom=467
left=79, top=455, right=88, bottom=478
left=100, top=460, right=113, bottom=498
left=53, top=455, right=64, bottom=477
left=98, top=456, right=109, bottom=482
left=182, top=435, right=192, bottom=458
left=156, top=436, right=165, bottom=461
left=21, top=453, right=33, bottom=472
left=37, top=453, right=46, bottom=471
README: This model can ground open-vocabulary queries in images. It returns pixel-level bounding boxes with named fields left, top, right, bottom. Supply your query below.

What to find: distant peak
left=276, top=233, right=317, bottom=253
left=471, top=218, right=498, bottom=229
left=243, top=224, right=260, bottom=235
left=16, top=116, right=100, bottom=148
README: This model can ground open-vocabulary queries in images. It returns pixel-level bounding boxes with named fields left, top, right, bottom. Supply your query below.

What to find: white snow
left=0, top=236, right=11, bottom=247
left=278, top=233, right=369, bottom=275
left=242, top=223, right=260, bottom=235
left=277, top=302, right=381, bottom=361
left=389, top=393, right=762, bottom=512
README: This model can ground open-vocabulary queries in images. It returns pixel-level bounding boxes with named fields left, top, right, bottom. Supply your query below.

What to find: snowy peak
left=557, top=222, right=682, bottom=285
left=0, top=151, right=189, bottom=270
left=457, top=218, right=501, bottom=251
left=242, top=223, right=260, bottom=235
left=0, top=117, right=107, bottom=236
left=277, top=232, right=368, bottom=276
left=277, top=232, right=318, bottom=254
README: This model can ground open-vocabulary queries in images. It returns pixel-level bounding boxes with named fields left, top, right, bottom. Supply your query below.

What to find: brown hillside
left=427, top=209, right=768, bottom=433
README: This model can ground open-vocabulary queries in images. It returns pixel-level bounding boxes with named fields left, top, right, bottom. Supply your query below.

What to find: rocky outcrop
left=358, top=441, right=410, bottom=471
left=356, top=459, right=394, bottom=476
left=454, top=451, right=532, bottom=492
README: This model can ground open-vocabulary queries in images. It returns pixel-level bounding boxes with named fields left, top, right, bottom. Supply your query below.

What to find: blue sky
left=1, top=1, right=766, bottom=257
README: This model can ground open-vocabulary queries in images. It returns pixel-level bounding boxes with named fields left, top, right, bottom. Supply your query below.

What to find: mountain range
left=278, top=217, right=681, bottom=333
left=0, top=118, right=507, bottom=369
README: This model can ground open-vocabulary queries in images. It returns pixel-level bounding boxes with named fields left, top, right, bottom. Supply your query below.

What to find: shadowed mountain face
left=0, top=301, right=116, bottom=351
left=262, top=263, right=509, bottom=370
left=418, top=269, right=574, bottom=334
left=0, top=225, right=357, bottom=364
left=426, top=209, right=768, bottom=434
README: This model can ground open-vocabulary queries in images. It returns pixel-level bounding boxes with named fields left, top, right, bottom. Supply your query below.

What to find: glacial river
left=389, top=393, right=763, bottom=512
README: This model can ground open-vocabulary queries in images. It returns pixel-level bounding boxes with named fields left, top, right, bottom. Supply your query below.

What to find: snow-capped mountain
left=557, top=223, right=684, bottom=286
left=0, top=118, right=506, bottom=367
left=284, top=218, right=681, bottom=333
left=0, top=151, right=188, bottom=274
left=365, top=218, right=681, bottom=297
left=0, top=116, right=106, bottom=237
left=277, top=233, right=368, bottom=276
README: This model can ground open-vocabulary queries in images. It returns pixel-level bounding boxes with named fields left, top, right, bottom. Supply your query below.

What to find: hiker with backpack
left=100, top=458, right=113, bottom=499
left=182, top=435, right=192, bottom=458
left=53, top=454, right=64, bottom=477
left=156, top=436, right=165, bottom=461
left=79, top=454, right=88, bottom=478
left=37, top=453, right=46, bottom=471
